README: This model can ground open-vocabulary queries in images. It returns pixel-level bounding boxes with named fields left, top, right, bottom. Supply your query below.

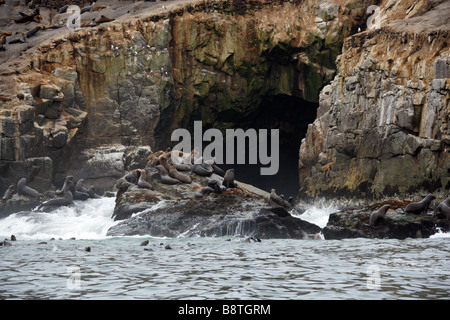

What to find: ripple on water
left=0, top=237, right=449, bottom=299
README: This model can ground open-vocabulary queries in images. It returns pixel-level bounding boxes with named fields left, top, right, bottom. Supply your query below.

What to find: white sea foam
left=292, top=203, right=339, bottom=228
left=0, top=197, right=117, bottom=240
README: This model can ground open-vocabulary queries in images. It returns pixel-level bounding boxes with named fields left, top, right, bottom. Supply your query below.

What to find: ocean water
left=0, top=197, right=449, bottom=300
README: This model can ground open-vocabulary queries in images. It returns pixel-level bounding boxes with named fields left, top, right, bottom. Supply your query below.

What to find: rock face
left=299, top=0, right=450, bottom=205
left=0, top=0, right=364, bottom=197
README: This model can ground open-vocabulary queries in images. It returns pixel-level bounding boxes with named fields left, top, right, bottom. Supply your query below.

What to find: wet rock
left=322, top=203, right=450, bottom=240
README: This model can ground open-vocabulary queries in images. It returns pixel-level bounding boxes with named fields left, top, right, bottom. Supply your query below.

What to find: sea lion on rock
left=222, top=169, right=237, bottom=189
left=269, top=189, right=285, bottom=207
left=175, top=163, right=191, bottom=171
left=404, top=194, right=436, bottom=214
left=367, top=204, right=391, bottom=227
left=95, top=15, right=115, bottom=24
left=191, top=163, right=213, bottom=177
left=56, top=176, right=75, bottom=195
left=76, top=179, right=89, bottom=193
left=156, top=165, right=180, bottom=185
left=17, top=178, right=40, bottom=199
left=434, top=198, right=450, bottom=220
left=195, top=186, right=214, bottom=198
left=208, top=179, right=226, bottom=194
left=37, top=189, right=73, bottom=210
left=124, top=170, right=141, bottom=184
left=87, top=185, right=101, bottom=199
left=2, top=185, right=14, bottom=201
left=169, top=165, right=192, bottom=184
left=137, top=169, right=154, bottom=190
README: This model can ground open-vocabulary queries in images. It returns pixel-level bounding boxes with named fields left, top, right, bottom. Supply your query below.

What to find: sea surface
left=0, top=197, right=449, bottom=300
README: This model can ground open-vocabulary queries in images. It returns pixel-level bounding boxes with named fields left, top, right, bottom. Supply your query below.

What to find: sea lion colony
left=0, top=2, right=115, bottom=51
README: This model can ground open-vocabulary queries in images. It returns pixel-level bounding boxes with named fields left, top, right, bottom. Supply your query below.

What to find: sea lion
left=204, top=158, right=225, bottom=176
left=208, top=179, right=226, bottom=194
left=434, top=197, right=450, bottom=220
left=156, top=165, right=180, bottom=185
left=404, top=194, right=436, bottom=214
left=8, top=33, right=27, bottom=44
left=81, top=2, right=95, bottom=14
left=159, top=156, right=171, bottom=171
left=169, top=165, right=192, bottom=184
left=137, top=169, right=154, bottom=190
left=73, top=179, right=90, bottom=200
left=75, top=179, right=89, bottom=194
left=58, top=4, right=70, bottom=14
left=190, top=163, right=213, bottom=177
left=87, top=185, right=101, bottom=199
left=17, top=178, right=39, bottom=199
left=367, top=204, right=391, bottom=227
left=95, top=15, right=115, bottom=24
left=175, top=163, right=191, bottom=171
left=115, top=177, right=127, bottom=189
left=26, top=24, right=44, bottom=38
left=56, top=176, right=75, bottom=195
left=124, top=170, right=140, bottom=184
left=222, top=169, right=237, bottom=189
left=92, top=5, right=107, bottom=12
left=2, top=185, right=14, bottom=201
left=37, top=189, right=73, bottom=210
left=195, top=187, right=214, bottom=198
left=211, top=163, right=225, bottom=177
left=269, top=189, right=285, bottom=207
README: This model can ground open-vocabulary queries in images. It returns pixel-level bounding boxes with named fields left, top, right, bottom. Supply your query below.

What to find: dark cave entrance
left=215, top=94, right=318, bottom=198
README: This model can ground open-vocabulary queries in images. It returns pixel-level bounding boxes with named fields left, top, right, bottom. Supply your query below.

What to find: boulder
left=322, top=202, right=450, bottom=240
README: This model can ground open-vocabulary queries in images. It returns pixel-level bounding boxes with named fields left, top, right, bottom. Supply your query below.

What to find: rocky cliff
left=0, top=0, right=448, bottom=207
left=0, top=0, right=366, bottom=195
left=298, top=0, right=449, bottom=206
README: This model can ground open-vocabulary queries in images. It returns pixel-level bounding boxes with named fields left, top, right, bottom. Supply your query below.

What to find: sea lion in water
left=367, top=204, right=391, bottom=227
left=222, top=169, right=237, bottom=189
left=169, top=165, right=192, bottom=184
left=137, top=169, right=154, bottom=190
left=404, top=194, right=436, bottom=214
left=17, top=178, right=40, bottom=198
left=156, top=165, right=180, bottom=185
left=2, top=185, right=14, bottom=201
left=37, top=189, right=73, bottom=210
